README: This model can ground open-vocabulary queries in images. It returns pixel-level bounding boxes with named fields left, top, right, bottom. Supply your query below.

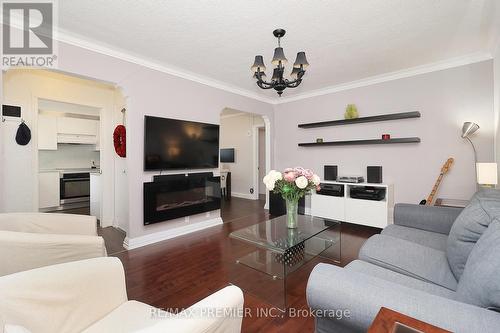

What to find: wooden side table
left=368, top=307, right=451, bottom=333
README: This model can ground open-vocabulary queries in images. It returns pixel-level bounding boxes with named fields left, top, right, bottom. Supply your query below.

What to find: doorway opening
left=1, top=69, right=128, bottom=254
left=219, top=108, right=271, bottom=223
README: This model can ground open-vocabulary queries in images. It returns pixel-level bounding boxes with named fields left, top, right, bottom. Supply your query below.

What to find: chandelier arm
left=285, top=80, right=303, bottom=88
left=255, top=73, right=275, bottom=87
left=256, top=80, right=275, bottom=90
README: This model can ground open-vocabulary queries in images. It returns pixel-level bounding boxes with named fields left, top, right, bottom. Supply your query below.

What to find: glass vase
left=285, top=198, right=299, bottom=228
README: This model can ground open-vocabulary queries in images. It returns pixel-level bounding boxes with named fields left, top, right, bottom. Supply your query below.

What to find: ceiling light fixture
left=251, top=29, right=309, bottom=97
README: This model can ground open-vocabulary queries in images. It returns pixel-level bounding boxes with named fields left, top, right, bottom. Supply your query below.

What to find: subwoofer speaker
left=367, top=166, right=383, bottom=183
left=324, top=165, right=338, bottom=181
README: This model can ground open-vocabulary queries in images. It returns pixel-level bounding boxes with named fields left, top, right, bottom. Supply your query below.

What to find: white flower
left=263, top=170, right=282, bottom=189
left=265, top=180, right=276, bottom=191
left=295, top=176, right=308, bottom=189
left=312, top=174, right=321, bottom=186
left=263, top=172, right=279, bottom=191
left=268, top=170, right=282, bottom=181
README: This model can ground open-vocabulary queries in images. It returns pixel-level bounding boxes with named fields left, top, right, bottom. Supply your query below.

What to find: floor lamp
left=461, top=122, right=480, bottom=189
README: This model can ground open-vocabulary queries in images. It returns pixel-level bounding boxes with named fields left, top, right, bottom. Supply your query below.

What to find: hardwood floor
left=109, top=197, right=380, bottom=333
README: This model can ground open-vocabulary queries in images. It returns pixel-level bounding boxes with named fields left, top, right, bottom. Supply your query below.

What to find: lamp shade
left=290, top=67, right=301, bottom=79
left=271, top=68, right=281, bottom=81
left=293, top=51, right=309, bottom=68
left=461, top=122, right=479, bottom=138
left=476, top=163, right=498, bottom=185
left=251, top=55, right=266, bottom=72
left=271, top=47, right=287, bottom=65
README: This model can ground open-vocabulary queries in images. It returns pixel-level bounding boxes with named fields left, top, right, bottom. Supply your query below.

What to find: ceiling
left=57, top=0, right=500, bottom=101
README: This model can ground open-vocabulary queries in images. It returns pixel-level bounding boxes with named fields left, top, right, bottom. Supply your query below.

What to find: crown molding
left=274, top=52, right=493, bottom=104
left=6, top=17, right=494, bottom=106
left=45, top=27, right=277, bottom=104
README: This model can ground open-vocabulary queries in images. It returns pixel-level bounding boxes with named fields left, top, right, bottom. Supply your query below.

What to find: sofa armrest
left=0, top=257, right=127, bottom=333
left=0, top=213, right=97, bottom=236
left=393, top=203, right=462, bottom=234
left=138, top=286, right=244, bottom=333
left=307, top=263, right=500, bottom=333
left=0, top=231, right=106, bottom=276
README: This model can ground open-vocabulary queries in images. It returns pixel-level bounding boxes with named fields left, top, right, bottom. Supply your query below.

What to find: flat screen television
left=144, top=116, right=219, bottom=170
left=220, top=148, right=235, bottom=163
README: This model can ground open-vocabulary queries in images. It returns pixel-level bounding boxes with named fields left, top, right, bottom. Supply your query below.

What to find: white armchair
left=0, top=257, right=244, bottom=333
left=0, top=213, right=106, bottom=276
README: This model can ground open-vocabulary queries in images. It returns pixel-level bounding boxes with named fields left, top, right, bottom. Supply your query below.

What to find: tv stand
left=310, top=181, right=393, bottom=228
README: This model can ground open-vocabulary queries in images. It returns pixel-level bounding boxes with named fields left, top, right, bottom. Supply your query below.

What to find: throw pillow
left=446, top=190, right=500, bottom=280
left=456, top=219, right=500, bottom=309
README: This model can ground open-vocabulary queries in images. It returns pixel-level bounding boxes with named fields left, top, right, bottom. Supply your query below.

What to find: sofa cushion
left=82, top=301, right=158, bottom=333
left=4, top=325, right=31, bottom=333
left=382, top=224, right=448, bottom=251
left=456, top=220, right=500, bottom=310
left=359, top=234, right=457, bottom=290
left=446, top=190, right=500, bottom=280
left=346, top=260, right=456, bottom=299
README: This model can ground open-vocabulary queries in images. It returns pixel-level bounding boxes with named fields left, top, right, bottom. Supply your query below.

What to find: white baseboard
left=123, top=217, right=223, bottom=250
left=231, top=192, right=257, bottom=200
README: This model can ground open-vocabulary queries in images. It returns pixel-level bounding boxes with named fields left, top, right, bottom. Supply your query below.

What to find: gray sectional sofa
left=307, top=189, right=500, bottom=333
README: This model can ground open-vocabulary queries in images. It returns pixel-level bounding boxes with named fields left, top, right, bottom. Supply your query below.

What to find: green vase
left=285, top=198, right=299, bottom=228
left=345, top=104, right=359, bottom=119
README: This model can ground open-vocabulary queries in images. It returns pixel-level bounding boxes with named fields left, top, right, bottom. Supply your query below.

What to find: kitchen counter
left=39, top=168, right=101, bottom=174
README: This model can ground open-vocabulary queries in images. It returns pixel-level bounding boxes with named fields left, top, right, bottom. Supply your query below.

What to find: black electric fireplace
left=143, top=173, right=221, bottom=225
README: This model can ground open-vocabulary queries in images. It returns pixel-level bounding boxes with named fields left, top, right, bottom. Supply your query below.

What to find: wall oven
left=60, top=172, right=90, bottom=205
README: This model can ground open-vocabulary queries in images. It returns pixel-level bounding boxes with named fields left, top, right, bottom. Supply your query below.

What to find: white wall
left=1, top=69, right=123, bottom=228
left=39, top=144, right=100, bottom=169
left=220, top=112, right=264, bottom=198
left=274, top=60, right=495, bottom=204
left=113, top=90, right=129, bottom=233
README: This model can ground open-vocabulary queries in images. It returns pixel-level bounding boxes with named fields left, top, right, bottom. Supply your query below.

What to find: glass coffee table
left=229, top=214, right=341, bottom=309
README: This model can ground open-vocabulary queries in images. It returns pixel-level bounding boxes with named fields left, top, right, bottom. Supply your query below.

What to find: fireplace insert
left=143, top=173, right=221, bottom=225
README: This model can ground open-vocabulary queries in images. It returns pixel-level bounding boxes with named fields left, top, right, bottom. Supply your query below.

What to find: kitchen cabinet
left=57, top=117, right=98, bottom=136
left=38, top=115, right=57, bottom=150
left=90, top=173, right=101, bottom=220
left=57, top=117, right=99, bottom=144
left=39, top=171, right=60, bottom=209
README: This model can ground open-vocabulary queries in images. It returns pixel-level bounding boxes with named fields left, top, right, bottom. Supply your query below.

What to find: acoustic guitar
left=420, top=158, right=454, bottom=205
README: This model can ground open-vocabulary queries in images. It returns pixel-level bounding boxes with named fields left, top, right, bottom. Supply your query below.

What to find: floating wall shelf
left=298, top=137, right=421, bottom=147
left=298, top=111, right=421, bottom=129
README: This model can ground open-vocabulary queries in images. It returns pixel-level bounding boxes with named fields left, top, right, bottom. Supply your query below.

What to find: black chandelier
left=251, top=29, right=309, bottom=96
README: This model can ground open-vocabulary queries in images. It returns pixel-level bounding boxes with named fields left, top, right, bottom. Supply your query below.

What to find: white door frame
left=252, top=124, right=265, bottom=200
left=252, top=115, right=271, bottom=209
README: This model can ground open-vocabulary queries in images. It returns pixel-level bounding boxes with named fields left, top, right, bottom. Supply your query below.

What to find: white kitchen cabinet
left=57, top=117, right=98, bottom=136
left=38, top=115, right=58, bottom=150
left=90, top=173, right=101, bottom=220
left=39, top=171, right=60, bottom=209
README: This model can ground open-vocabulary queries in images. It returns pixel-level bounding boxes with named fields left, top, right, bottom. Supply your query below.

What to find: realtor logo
left=2, top=1, right=58, bottom=68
